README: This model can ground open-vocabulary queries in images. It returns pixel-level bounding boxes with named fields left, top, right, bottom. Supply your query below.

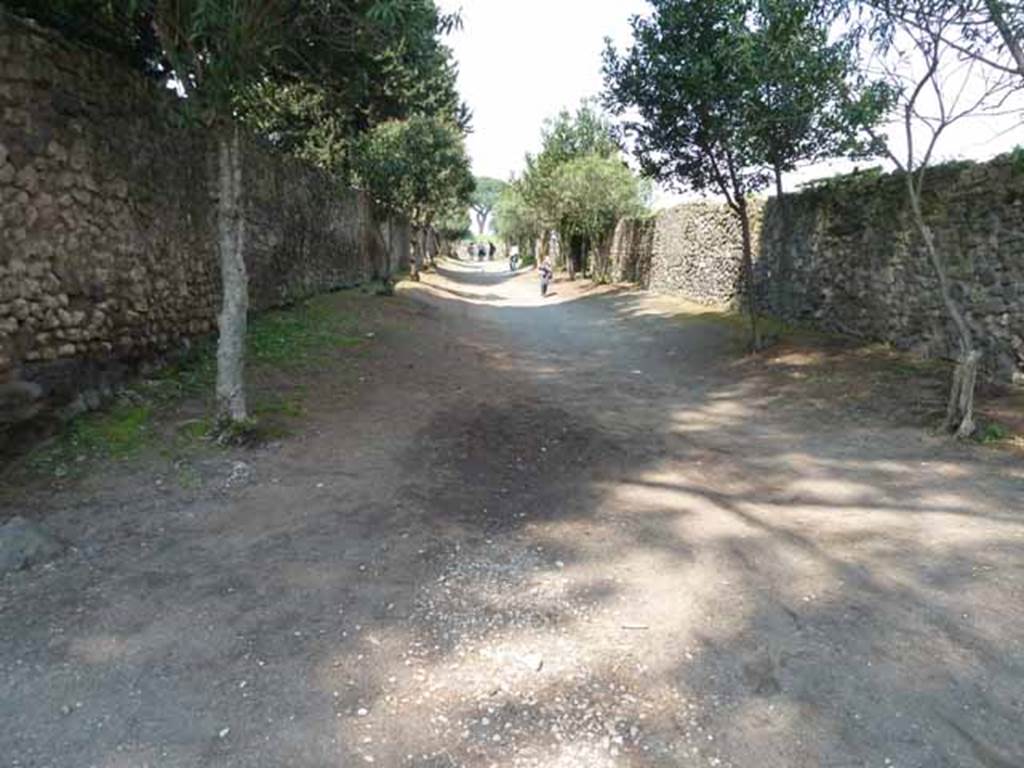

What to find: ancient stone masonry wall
left=610, top=160, right=1024, bottom=383
left=599, top=217, right=655, bottom=285
left=0, top=13, right=407, bottom=432
left=647, top=202, right=764, bottom=306
left=758, top=161, right=1024, bottom=382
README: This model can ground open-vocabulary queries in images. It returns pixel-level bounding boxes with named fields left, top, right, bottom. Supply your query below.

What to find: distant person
left=509, top=245, right=520, bottom=272
left=488, top=242, right=496, bottom=261
left=539, top=257, right=553, bottom=297
left=477, top=243, right=486, bottom=261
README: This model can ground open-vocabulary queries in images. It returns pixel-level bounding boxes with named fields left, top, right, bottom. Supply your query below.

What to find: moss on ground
left=9, top=291, right=372, bottom=482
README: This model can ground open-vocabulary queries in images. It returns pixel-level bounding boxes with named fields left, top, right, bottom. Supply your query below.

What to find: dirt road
left=2, top=261, right=1023, bottom=767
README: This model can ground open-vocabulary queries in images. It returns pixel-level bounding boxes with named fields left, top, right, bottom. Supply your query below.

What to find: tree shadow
left=1, top=266, right=1022, bottom=767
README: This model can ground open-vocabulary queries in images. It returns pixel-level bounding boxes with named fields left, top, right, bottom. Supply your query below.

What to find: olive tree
left=351, top=116, right=474, bottom=279
left=604, top=0, right=888, bottom=348
left=551, top=154, right=648, bottom=278
left=494, top=181, right=543, bottom=261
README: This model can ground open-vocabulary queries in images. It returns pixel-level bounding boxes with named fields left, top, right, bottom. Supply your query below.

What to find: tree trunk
left=736, top=197, right=761, bottom=351
left=906, top=177, right=979, bottom=438
left=984, top=0, right=1024, bottom=77
left=410, top=227, right=424, bottom=281
left=475, top=210, right=488, bottom=236
left=215, top=125, right=249, bottom=426
left=773, top=164, right=793, bottom=315
left=428, top=228, right=439, bottom=267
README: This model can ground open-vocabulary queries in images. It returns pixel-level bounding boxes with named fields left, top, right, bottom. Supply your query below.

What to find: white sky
left=438, top=0, right=648, bottom=180
left=439, top=0, right=1024, bottom=210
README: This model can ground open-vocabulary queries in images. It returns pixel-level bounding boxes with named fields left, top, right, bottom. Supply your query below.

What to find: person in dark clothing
left=488, top=242, right=496, bottom=261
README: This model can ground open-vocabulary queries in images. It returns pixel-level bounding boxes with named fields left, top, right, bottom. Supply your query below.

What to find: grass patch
left=25, top=400, right=153, bottom=478
left=10, top=293, right=369, bottom=482
left=248, top=298, right=364, bottom=369
left=977, top=421, right=1011, bottom=444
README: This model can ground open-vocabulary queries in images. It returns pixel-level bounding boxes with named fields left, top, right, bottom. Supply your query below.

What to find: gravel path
left=2, top=260, right=1022, bottom=767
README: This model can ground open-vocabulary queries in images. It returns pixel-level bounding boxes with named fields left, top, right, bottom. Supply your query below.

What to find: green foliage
left=602, top=0, right=889, bottom=203
left=744, top=0, right=893, bottom=178
left=4, top=0, right=163, bottom=72
left=235, top=1, right=470, bottom=180
left=977, top=421, right=1011, bottom=444
left=502, top=101, right=645, bottom=249
left=436, top=207, right=473, bottom=241
left=350, top=115, right=474, bottom=227
left=521, top=101, right=622, bottom=227
left=1009, top=145, right=1024, bottom=173
left=494, top=181, right=543, bottom=244
left=551, top=154, right=648, bottom=243
left=20, top=1, right=470, bottom=181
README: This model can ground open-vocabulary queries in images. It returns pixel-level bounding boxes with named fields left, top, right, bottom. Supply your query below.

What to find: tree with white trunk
left=853, top=0, right=1023, bottom=437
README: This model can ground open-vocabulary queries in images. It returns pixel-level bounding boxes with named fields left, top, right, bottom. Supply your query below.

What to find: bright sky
left=440, top=0, right=1024, bottom=208
left=438, top=0, right=649, bottom=180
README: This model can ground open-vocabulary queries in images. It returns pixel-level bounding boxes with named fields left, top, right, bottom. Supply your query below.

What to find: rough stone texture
left=610, top=161, right=1024, bottom=383
left=644, top=201, right=764, bottom=306
left=758, top=162, right=1024, bottom=383
left=0, top=13, right=409, bottom=432
left=595, top=217, right=655, bottom=285
left=0, top=516, right=64, bottom=573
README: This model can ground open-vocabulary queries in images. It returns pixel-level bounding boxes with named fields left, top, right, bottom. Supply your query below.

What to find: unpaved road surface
left=2, top=261, right=1023, bottom=767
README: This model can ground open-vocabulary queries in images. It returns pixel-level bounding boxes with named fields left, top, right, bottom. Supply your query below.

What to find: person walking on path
left=539, top=256, right=553, bottom=297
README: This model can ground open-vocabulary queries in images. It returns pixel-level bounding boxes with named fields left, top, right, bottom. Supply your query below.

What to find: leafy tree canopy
left=11, top=0, right=469, bottom=182
left=350, top=115, right=474, bottom=228
left=602, top=0, right=890, bottom=205
left=551, top=154, right=649, bottom=244
left=519, top=101, right=627, bottom=231
left=493, top=180, right=543, bottom=245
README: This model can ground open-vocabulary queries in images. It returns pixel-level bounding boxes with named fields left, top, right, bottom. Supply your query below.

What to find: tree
left=351, top=115, right=474, bottom=279
left=551, top=155, right=648, bottom=276
left=850, top=1, right=1022, bottom=437
left=236, top=2, right=469, bottom=182
left=745, top=0, right=893, bottom=311
left=116, top=0, right=314, bottom=429
left=604, top=0, right=775, bottom=347
left=519, top=101, right=626, bottom=269
left=469, top=177, right=507, bottom=235
left=16, top=1, right=466, bottom=427
left=604, top=0, right=889, bottom=347
left=435, top=207, right=473, bottom=246
left=493, top=181, right=543, bottom=258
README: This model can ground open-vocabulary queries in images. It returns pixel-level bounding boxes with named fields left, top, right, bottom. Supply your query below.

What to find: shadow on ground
left=1, top=266, right=1022, bottom=767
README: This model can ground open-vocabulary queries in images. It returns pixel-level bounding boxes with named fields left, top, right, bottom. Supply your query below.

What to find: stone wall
left=609, top=160, right=1024, bottom=383
left=595, top=217, right=655, bottom=285
left=0, top=13, right=408, bottom=432
left=759, top=162, right=1024, bottom=382
left=648, top=203, right=763, bottom=304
